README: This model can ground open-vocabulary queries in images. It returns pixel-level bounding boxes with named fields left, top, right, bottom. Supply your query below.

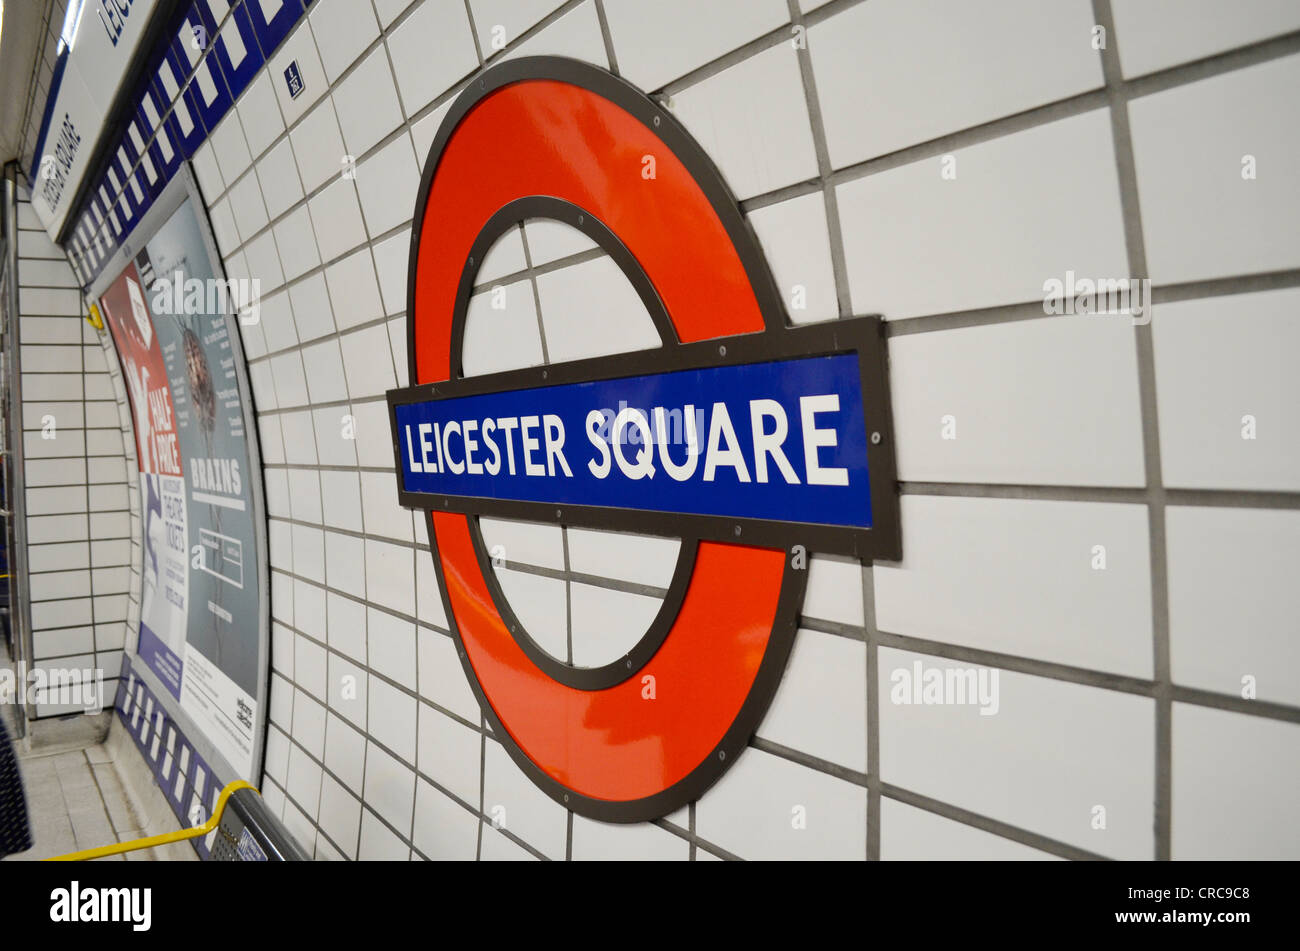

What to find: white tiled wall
left=13, top=187, right=136, bottom=716
left=44, top=0, right=1298, bottom=859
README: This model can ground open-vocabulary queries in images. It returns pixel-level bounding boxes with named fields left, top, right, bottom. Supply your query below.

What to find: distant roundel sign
left=386, top=57, right=900, bottom=821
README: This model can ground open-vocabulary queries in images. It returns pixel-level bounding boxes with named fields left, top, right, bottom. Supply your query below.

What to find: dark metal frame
left=392, top=56, right=899, bottom=821
left=472, top=526, right=699, bottom=692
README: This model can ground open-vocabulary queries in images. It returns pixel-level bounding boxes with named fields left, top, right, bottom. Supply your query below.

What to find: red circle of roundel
left=406, top=57, right=806, bottom=821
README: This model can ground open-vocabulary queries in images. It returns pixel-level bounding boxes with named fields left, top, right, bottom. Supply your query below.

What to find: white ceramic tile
left=312, top=406, right=359, bottom=466
left=520, top=219, right=595, bottom=269
left=258, top=288, right=299, bottom=351
left=496, top=0, right=607, bottom=67
left=416, top=560, right=449, bottom=632
left=325, top=588, right=366, bottom=662
left=479, top=826, right=536, bottom=860
left=571, top=815, right=689, bottom=861
left=478, top=517, right=564, bottom=570
left=469, top=0, right=565, bottom=52
left=494, top=568, right=567, bottom=661
left=329, top=651, right=368, bottom=728
left=191, top=140, right=225, bottom=202
left=461, top=279, right=544, bottom=375
left=236, top=70, right=286, bottom=159
left=386, top=0, right=478, bottom=115
left=1112, top=0, right=1300, bottom=77
left=813, top=0, right=1102, bottom=167
left=364, top=538, right=416, bottom=617
left=1167, top=506, right=1300, bottom=706
left=887, top=317, right=1146, bottom=486
left=534, top=255, right=661, bottom=362
left=300, top=338, right=349, bottom=403
left=308, top=176, right=367, bottom=262
left=669, top=41, right=817, bottom=201
left=314, top=472, right=361, bottom=537
left=317, top=772, right=361, bottom=858
left=695, top=746, right=866, bottom=860
left=287, top=272, right=337, bottom=342
left=757, top=627, right=866, bottom=771
left=350, top=399, right=396, bottom=469
left=1129, top=55, right=1300, bottom=283
left=1153, top=290, right=1300, bottom=492
left=286, top=743, right=323, bottom=816
left=332, top=47, right=405, bottom=156
left=325, top=711, right=368, bottom=793
left=259, top=415, right=286, bottom=465
left=876, top=496, right=1154, bottom=677
left=260, top=464, right=288, bottom=518
left=243, top=228, right=285, bottom=292
left=287, top=469, right=323, bottom=524
left=389, top=315, right=409, bottom=387
left=210, top=111, right=253, bottom=187
left=290, top=96, right=349, bottom=193
left=367, top=674, right=417, bottom=763
left=375, top=0, right=418, bottom=28
left=227, top=169, right=270, bottom=242
left=310, top=0, right=380, bottom=84
left=270, top=672, right=294, bottom=729
left=569, top=583, right=661, bottom=668
left=801, top=554, right=863, bottom=627
left=881, top=798, right=1060, bottom=860
left=839, top=109, right=1127, bottom=318
left=272, top=204, right=321, bottom=281
left=412, top=779, right=479, bottom=859
left=482, top=739, right=567, bottom=859
left=1171, top=704, right=1300, bottom=859
left=416, top=631, right=478, bottom=722
left=255, top=138, right=305, bottom=221
left=208, top=197, right=241, bottom=256
left=355, top=134, right=419, bottom=236
left=323, top=252, right=386, bottom=340
left=564, top=527, right=679, bottom=588
left=371, top=227, right=411, bottom=315
left=416, top=703, right=481, bottom=805
left=280, top=410, right=319, bottom=465
left=360, top=760, right=415, bottom=849
left=475, top=226, right=527, bottom=284
left=747, top=192, right=838, bottom=325
left=265, top=725, right=291, bottom=784
left=340, top=323, right=397, bottom=398
left=269, top=351, right=309, bottom=406
left=878, top=647, right=1155, bottom=859
left=294, top=630, right=329, bottom=701
left=410, top=100, right=454, bottom=168
left=602, top=0, right=789, bottom=92
left=293, top=688, right=328, bottom=758
left=360, top=470, right=413, bottom=542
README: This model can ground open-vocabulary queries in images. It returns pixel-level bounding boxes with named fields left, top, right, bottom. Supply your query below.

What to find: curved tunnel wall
left=20, top=0, right=1300, bottom=860
left=11, top=183, right=136, bottom=718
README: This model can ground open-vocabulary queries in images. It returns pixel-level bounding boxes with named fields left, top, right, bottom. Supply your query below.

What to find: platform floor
left=1, top=640, right=175, bottom=861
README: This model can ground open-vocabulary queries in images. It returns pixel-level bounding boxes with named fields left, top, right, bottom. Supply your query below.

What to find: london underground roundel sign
left=387, top=57, right=900, bottom=821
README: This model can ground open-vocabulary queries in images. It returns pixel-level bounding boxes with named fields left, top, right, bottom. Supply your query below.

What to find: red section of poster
left=99, top=262, right=183, bottom=479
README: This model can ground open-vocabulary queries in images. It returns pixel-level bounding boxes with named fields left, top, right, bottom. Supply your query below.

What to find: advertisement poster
left=99, top=200, right=261, bottom=778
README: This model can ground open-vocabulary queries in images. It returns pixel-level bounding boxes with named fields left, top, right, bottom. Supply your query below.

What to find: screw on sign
left=386, top=58, right=900, bottom=821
